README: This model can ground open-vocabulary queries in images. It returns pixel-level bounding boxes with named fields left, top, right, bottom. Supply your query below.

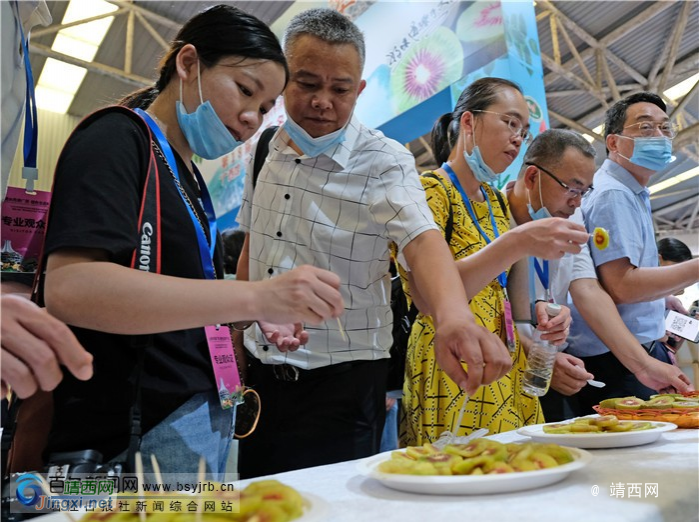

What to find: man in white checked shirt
left=235, top=8, right=511, bottom=478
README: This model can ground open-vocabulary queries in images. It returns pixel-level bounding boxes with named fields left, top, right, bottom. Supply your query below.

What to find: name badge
left=502, top=297, right=516, bottom=353
left=205, top=325, right=243, bottom=409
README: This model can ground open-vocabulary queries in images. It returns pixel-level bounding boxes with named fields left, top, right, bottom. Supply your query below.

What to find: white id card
left=665, top=310, right=699, bottom=343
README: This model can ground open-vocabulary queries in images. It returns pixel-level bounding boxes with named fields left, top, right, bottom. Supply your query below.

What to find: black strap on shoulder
left=422, top=172, right=454, bottom=244
left=252, top=126, right=279, bottom=188
left=492, top=187, right=508, bottom=221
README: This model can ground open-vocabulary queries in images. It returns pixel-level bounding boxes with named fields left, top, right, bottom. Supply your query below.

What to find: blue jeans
left=115, top=390, right=235, bottom=484
left=380, top=399, right=399, bottom=452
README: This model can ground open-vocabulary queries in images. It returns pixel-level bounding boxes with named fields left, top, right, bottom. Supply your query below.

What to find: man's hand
left=665, top=295, right=689, bottom=315
left=257, top=321, right=309, bottom=351
left=434, top=319, right=512, bottom=396
left=634, top=356, right=694, bottom=393
left=550, top=353, right=593, bottom=396
left=1, top=294, right=93, bottom=398
left=534, top=301, right=572, bottom=346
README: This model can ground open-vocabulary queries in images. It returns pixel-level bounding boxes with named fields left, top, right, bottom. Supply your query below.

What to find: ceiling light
left=649, top=166, right=699, bottom=195
left=34, top=0, right=117, bottom=114
left=583, top=124, right=604, bottom=143
left=664, top=72, right=699, bottom=101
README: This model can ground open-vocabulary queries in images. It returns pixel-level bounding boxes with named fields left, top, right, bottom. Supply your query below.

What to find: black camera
left=1, top=450, right=124, bottom=522
left=45, top=449, right=123, bottom=479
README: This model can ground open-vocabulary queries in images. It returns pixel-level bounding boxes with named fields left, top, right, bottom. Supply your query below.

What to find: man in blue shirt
left=567, top=92, right=698, bottom=414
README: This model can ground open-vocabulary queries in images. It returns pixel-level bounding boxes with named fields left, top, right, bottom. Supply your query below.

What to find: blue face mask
left=618, top=136, right=673, bottom=171
left=283, top=113, right=347, bottom=158
left=176, top=61, right=242, bottom=160
left=527, top=169, right=552, bottom=220
left=462, top=132, right=499, bottom=184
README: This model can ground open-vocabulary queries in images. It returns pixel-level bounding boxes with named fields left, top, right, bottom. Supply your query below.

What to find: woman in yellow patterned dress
left=400, top=78, right=584, bottom=446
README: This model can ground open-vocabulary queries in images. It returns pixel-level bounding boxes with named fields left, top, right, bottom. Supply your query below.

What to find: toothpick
left=150, top=454, right=163, bottom=493
left=196, top=456, right=205, bottom=522
left=337, top=317, right=347, bottom=341
left=37, top=476, right=77, bottom=522
left=134, top=451, right=146, bottom=522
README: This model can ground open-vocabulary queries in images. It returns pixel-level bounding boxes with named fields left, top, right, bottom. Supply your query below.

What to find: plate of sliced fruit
left=356, top=439, right=591, bottom=495
left=517, top=415, right=677, bottom=449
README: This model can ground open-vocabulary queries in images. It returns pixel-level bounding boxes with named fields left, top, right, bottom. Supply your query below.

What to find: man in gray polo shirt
left=567, top=92, right=698, bottom=414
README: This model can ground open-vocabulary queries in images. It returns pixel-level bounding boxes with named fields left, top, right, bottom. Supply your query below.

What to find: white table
left=239, top=429, right=699, bottom=522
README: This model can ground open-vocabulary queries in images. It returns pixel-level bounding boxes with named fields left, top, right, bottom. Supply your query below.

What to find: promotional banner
left=204, top=1, right=548, bottom=227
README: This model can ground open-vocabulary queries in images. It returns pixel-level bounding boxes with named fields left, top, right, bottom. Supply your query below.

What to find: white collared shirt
left=237, top=116, right=438, bottom=368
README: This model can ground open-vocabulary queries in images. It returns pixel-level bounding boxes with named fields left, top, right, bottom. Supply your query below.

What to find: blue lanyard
left=442, top=163, right=507, bottom=289
left=529, top=257, right=553, bottom=303
left=16, top=8, right=37, bottom=169
left=135, top=109, right=218, bottom=280
left=533, top=258, right=549, bottom=292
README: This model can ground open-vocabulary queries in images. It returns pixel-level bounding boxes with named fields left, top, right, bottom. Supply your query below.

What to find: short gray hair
left=519, top=129, right=596, bottom=177
left=283, top=8, right=365, bottom=70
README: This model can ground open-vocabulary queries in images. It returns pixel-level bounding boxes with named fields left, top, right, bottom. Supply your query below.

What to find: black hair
left=120, top=5, right=288, bottom=109
left=520, top=129, right=596, bottom=177
left=604, top=92, right=667, bottom=140
left=431, top=77, right=522, bottom=165
left=657, top=237, right=693, bottom=264
left=222, top=229, right=246, bottom=276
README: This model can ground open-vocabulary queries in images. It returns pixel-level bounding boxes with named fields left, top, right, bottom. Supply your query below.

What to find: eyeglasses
left=623, top=121, right=679, bottom=139
left=525, top=162, right=594, bottom=199
left=471, top=110, right=533, bottom=145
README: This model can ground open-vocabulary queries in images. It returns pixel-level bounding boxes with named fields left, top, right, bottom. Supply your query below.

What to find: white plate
left=33, top=491, right=329, bottom=522
left=356, top=447, right=591, bottom=495
left=517, top=420, right=677, bottom=448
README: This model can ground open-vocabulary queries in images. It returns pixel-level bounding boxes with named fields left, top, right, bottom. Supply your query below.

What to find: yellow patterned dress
left=399, top=171, right=543, bottom=447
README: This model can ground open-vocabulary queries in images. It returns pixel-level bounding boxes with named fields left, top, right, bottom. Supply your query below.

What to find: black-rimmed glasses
left=525, top=162, right=593, bottom=199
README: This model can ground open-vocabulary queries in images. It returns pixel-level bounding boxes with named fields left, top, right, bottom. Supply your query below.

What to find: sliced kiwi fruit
left=614, top=397, right=643, bottom=410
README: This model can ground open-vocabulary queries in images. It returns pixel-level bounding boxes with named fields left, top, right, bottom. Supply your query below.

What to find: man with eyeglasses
left=564, top=92, right=698, bottom=414
left=505, top=128, right=693, bottom=421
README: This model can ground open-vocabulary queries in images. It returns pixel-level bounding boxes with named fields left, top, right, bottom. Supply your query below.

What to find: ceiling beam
left=545, top=84, right=641, bottom=98
left=548, top=109, right=604, bottom=142
left=107, top=1, right=182, bottom=31
left=674, top=122, right=699, bottom=150
left=653, top=193, right=699, bottom=217
left=31, top=8, right=128, bottom=37
left=656, top=0, right=693, bottom=93
left=29, top=42, right=152, bottom=87
left=539, top=1, right=675, bottom=86
left=134, top=11, right=170, bottom=52
left=541, top=53, right=608, bottom=106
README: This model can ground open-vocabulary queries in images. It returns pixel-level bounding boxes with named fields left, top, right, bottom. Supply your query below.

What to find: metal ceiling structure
left=28, top=1, right=699, bottom=237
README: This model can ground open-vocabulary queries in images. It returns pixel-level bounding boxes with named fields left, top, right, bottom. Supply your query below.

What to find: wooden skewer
left=36, top=476, right=77, bottom=522
left=196, top=456, right=206, bottom=522
left=336, top=317, right=347, bottom=341
left=134, top=451, right=147, bottom=522
left=150, top=454, right=163, bottom=494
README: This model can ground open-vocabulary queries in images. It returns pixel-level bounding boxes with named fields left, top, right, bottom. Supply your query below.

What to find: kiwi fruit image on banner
left=390, top=27, right=464, bottom=115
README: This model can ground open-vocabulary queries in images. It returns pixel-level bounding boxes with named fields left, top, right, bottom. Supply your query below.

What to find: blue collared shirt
left=566, top=159, right=664, bottom=357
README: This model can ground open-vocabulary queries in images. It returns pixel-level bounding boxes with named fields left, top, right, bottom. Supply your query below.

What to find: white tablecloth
left=239, top=429, right=699, bottom=522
